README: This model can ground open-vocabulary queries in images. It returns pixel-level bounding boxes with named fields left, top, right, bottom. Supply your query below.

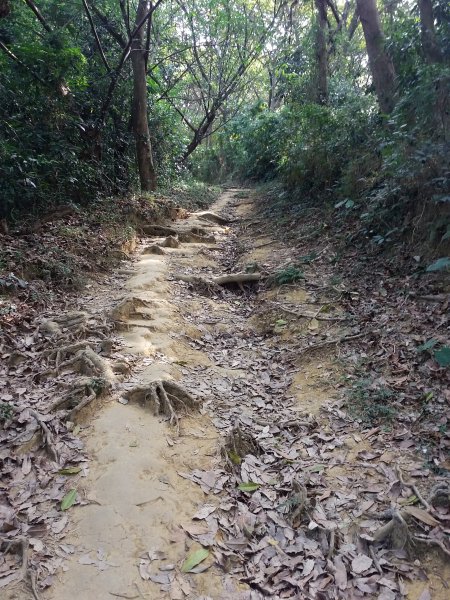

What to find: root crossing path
left=42, top=190, right=447, bottom=600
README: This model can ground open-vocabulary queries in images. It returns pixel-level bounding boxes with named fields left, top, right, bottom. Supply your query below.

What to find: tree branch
left=97, top=0, right=165, bottom=127
left=348, top=7, right=359, bottom=40
left=24, top=0, right=52, bottom=33
left=91, top=4, right=127, bottom=49
left=0, top=40, right=46, bottom=84
left=82, top=0, right=111, bottom=72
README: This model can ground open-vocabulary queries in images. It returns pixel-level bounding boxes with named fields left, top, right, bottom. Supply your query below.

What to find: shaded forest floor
left=0, top=187, right=449, bottom=599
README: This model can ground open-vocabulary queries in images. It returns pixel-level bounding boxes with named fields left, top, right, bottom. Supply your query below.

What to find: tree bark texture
left=131, top=0, right=157, bottom=191
left=0, top=0, right=10, bottom=18
left=418, top=0, right=442, bottom=63
left=356, top=0, right=396, bottom=114
left=315, top=0, right=328, bottom=105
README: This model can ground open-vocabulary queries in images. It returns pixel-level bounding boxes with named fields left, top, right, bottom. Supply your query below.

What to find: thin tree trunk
left=0, top=0, right=10, bottom=18
left=356, top=0, right=396, bottom=114
left=315, top=0, right=328, bottom=105
left=418, top=0, right=442, bottom=63
left=131, top=0, right=157, bottom=191
left=183, top=110, right=216, bottom=161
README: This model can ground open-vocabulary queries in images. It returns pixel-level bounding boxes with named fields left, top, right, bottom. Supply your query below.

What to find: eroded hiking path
left=3, top=190, right=449, bottom=600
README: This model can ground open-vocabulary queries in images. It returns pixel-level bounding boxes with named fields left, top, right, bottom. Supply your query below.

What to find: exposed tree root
left=196, top=211, right=231, bottom=225
left=44, top=342, right=121, bottom=420
left=178, top=231, right=215, bottom=244
left=428, top=482, right=450, bottom=509
left=222, top=425, right=260, bottom=469
left=213, top=272, right=261, bottom=287
left=279, top=479, right=309, bottom=527
left=111, top=297, right=154, bottom=321
left=372, top=509, right=411, bottom=550
left=413, top=535, right=450, bottom=559
left=124, top=380, right=199, bottom=432
left=142, top=244, right=166, bottom=255
left=141, top=224, right=177, bottom=236
left=189, top=226, right=209, bottom=236
left=39, top=311, right=88, bottom=338
left=11, top=405, right=59, bottom=462
left=0, top=536, right=30, bottom=585
left=29, top=409, right=59, bottom=462
left=57, top=346, right=117, bottom=382
left=173, top=274, right=222, bottom=296
left=174, top=272, right=262, bottom=294
left=161, top=235, right=180, bottom=248
left=38, top=312, right=111, bottom=341
left=45, top=339, right=114, bottom=367
left=396, top=468, right=450, bottom=516
left=47, top=375, right=102, bottom=419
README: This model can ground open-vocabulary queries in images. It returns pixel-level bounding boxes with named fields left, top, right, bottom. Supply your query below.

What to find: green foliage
left=426, top=257, right=450, bottom=272
left=346, top=379, right=397, bottom=425
left=0, top=403, right=13, bottom=423
left=434, top=347, right=450, bottom=368
left=271, top=265, right=305, bottom=286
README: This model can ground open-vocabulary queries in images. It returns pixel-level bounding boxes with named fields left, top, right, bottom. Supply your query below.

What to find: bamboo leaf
left=61, top=489, right=77, bottom=511
left=181, top=548, right=209, bottom=573
left=238, top=482, right=260, bottom=492
left=58, top=466, right=82, bottom=475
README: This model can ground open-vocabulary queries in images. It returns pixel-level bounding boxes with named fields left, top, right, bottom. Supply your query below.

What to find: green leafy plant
left=0, top=403, right=13, bottom=423
left=417, top=340, right=450, bottom=368
left=346, top=379, right=397, bottom=425
left=434, top=347, right=450, bottom=368
left=271, top=265, right=305, bottom=286
left=426, top=257, right=450, bottom=273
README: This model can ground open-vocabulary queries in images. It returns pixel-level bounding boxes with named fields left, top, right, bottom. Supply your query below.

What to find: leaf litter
left=1, top=189, right=449, bottom=598
left=163, top=193, right=450, bottom=598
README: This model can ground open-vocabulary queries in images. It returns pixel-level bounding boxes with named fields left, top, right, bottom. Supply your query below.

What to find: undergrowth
left=0, top=180, right=220, bottom=325
left=346, top=378, right=397, bottom=425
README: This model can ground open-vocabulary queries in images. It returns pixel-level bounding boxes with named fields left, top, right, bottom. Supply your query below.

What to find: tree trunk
left=418, top=0, right=442, bottom=63
left=182, top=110, right=216, bottom=161
left=0, top=0, right=10, bottom=18
left=315, top=0, right=328, bottom=105
left=356, top=0, right=396, bottom=114
left=131, top=0, right=156, bottom=191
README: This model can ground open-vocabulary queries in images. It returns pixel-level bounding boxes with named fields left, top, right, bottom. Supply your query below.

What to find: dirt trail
left=43, top=193, right=237, bottom=600
left=8, top=188, right=446, bottom=599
